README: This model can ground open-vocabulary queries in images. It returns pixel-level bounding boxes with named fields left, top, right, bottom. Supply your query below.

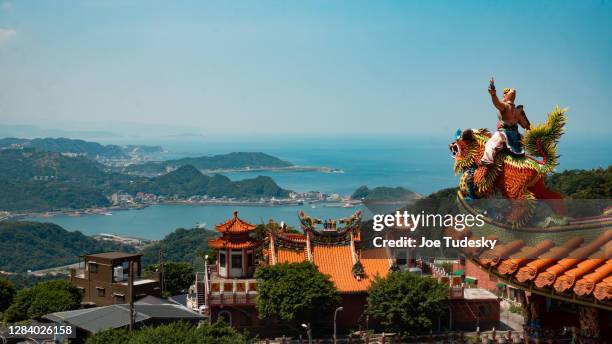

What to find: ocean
left=26, top=135, right=611, bottom=240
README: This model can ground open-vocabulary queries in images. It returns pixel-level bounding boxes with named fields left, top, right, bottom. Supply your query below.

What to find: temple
left=265, top=210, right=392, bottom=328
left=187, top=210, right=393, bottom=332
left=208, top=210, right=258, bottom=278
left=187, top=211, right=259, bottom=329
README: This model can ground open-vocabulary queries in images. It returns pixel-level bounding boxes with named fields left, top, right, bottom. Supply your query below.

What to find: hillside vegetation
left=0, top=221, right=135, bottom=273
left=0, top=149, right=291, bottom=212
left=352, top=185, right=420, bottom=201
left=547, top=166, right=611, bottom=199
left=124, top=152, right=292, bottom=175
left=140, top=227, right=219, bottom=268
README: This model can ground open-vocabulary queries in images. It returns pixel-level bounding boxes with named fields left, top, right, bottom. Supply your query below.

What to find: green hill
left=121, top=165, right=291, bottom=198
left=125, top=152, right=293, bottom=175
left=0, top=221, right=135, bottom=273
left=140, top=227, right=219, bottom=268
left=351, top=185, right=420, bottom=201
left=547, top=166, right=612, bottom=199
left=0, top=149, right=291, bottom=212
left=0, top=148, right=107, bottom=182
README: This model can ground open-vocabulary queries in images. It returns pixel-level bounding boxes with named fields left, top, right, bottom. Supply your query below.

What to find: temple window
left=219, top=252, right=226, bottom=267
left=231, top=253, right=242, bottom=269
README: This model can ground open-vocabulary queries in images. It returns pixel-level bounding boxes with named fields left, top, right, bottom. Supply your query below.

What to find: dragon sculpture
left=449, top=106, right=567, bottom=225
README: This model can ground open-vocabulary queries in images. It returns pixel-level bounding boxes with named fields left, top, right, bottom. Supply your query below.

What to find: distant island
left=123, top=152, right=293, bottom=176
left=351, top=185, right=421, bottom=201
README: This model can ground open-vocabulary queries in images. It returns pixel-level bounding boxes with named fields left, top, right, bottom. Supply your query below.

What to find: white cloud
left=0, top=28, right=16, bottom=43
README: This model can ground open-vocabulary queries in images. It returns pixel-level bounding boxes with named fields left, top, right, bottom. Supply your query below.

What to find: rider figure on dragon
left=475, top=78, right=531, bottom=183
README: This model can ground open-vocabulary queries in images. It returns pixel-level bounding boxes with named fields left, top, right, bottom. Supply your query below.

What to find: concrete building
left=69, top=252, right=161, bottom=306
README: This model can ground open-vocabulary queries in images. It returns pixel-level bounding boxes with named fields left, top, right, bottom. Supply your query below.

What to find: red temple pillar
left=242, top=248, right=247, bottom=277
left=225, top=248, right=230, bottom=278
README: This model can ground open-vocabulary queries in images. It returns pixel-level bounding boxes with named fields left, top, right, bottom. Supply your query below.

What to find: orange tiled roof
left=312, top=245, right=390, bottom=293
left=208, top=236, right=258, bottom=249
left=215, top=211, right=256, bottom=234
left=593, top=276, right=612, bottom=301
left=276, top=248, right=306, bottom=263
left=269, top=234, right=390, bottom=293
left=463, top=229, right=612, bottom=304
left=281, top=233, right=307, bottom=242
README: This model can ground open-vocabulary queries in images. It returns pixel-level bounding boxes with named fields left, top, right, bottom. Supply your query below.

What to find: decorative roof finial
left=233, top=210, right=238, bottom=218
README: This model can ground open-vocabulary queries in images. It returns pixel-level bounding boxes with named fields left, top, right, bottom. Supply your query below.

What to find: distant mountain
left=0, top=125, right=121, bottom=140
left=0, top=221, right=135, bottom=273
left=0, top=137, right=163, bottom=160
left=351, top=185, right=420, bottom=201
left=124, top=165, right=290, bottom=198
left=124, top=152, right=293, bottom=175
left=0, top=149, right=291, bottom=212
left=0, top=148, right=107, bottom=182
left=0, top=149, right=112, bottom=211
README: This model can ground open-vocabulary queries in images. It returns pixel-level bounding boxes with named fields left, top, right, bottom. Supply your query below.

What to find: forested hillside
left=0, top=149, right=291, bottom=212
left=0, top=221, right=135, bottom=272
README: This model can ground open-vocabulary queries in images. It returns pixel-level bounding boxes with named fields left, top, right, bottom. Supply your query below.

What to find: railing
left=208, top=278, right=258, bottom=306
left=69, top=267, right=155, bottom=284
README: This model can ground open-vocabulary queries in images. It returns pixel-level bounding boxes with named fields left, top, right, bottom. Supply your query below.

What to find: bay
left=26, top=204, right=369, bottom=240
left=25, top=135, right=610, bottom=240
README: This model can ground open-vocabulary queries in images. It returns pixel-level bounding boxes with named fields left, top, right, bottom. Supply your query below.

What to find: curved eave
left=208, top=238, right=258, bottom=249
left=465, top=255, right=612, bottom=311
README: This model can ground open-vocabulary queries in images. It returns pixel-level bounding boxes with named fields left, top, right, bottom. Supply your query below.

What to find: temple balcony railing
left=187, top=273, right=258, bottom=310
left=207, top=278, right=258, bottom=306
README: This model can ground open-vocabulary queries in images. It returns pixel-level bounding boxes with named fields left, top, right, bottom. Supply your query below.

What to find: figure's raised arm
left=489, top=88, right=505, bottom=111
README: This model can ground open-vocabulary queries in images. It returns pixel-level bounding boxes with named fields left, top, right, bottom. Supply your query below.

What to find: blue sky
left=0, top=1, right=610, bottom=138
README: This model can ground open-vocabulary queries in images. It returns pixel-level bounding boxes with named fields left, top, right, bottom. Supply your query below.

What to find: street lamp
left=301, top=323, right=312, bottom=344
left=204, top=255, right=210, bottom=324
left=333, top=306, right=344, bottom=342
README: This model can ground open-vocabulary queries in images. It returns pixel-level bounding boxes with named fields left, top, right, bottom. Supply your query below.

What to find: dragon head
left=449, top=128, right=489, bottom=174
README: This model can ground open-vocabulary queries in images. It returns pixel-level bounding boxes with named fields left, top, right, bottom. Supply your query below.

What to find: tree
left=0, top=277, right=16, bottom=312
left=366, top=272, right=448, bottom=335
left=144, top=262, right=194, bottom=296
left=140, top=227, right=218, bottom=268
left=85, top=321, right=248, bottom=344
left=3, top=280, right=81, bottom=322
left=255, top=262, right=341, bottom=324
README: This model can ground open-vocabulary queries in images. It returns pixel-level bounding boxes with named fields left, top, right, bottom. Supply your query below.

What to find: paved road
left=28, top=262, right=81, bottom=277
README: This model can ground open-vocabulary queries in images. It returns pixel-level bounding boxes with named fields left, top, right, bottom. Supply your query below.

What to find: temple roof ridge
left=214, top=210, right=256, bottom=234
